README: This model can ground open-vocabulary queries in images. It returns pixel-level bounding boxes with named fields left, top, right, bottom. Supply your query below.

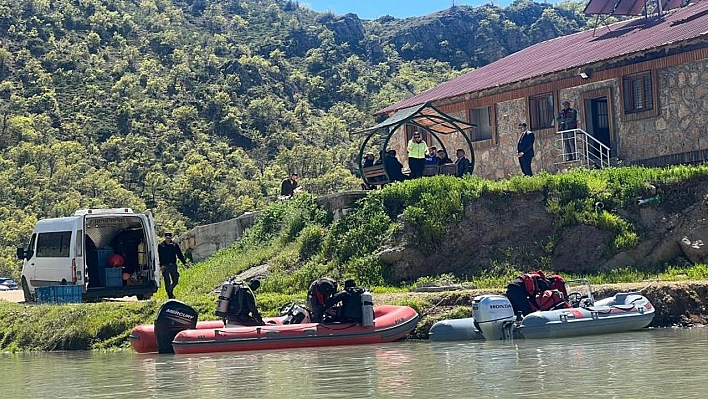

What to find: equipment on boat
left=361, top=291, right=374, bottom=327
left=214, top=283, right=237, bottom=318
left=153, top=299, right=199, bottom=353
left=131, top=303, right=418, bottom=354
left=430, top=280, right=654, bottom=341
left=279, top=302, right=311, bottom=325
left=472, top=294, right=516, bottom=340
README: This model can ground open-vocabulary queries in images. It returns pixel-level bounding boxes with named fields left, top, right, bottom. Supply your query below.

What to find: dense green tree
left=0, top=0, right=593, bottom=277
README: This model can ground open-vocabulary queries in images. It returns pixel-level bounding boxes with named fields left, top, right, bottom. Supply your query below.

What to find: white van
left=17, top=208, right=161, bottom=301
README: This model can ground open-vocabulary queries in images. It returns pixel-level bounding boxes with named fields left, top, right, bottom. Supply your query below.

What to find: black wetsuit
left=158, top=241, right=186, bottom=299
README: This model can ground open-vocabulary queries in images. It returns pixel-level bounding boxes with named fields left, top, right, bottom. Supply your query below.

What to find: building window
left=529, top=93, right=555, bottom=129
left=469, top=106, right=493, bottom=141
left=623, top=72, right=654, bottom=114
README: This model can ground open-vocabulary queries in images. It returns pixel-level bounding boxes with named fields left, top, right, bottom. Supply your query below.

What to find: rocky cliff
left=318, top=3, right=591, bottom=69
left=379, top=175, right=708, bottom=282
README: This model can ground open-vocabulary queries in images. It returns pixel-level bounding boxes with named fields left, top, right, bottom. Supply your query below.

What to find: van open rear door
left=145, top=211, right=160, bottom=288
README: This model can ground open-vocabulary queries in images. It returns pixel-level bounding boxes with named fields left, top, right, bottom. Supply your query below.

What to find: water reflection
left=1, top=328, right=707, bottom=399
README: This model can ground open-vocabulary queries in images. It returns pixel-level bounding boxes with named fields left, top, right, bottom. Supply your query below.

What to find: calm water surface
left=1, top=328, right=706, bottom=398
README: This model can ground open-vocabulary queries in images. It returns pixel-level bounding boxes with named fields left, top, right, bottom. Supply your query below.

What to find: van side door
left=75, top=228, right=85, bottom=289
left=33, top=231, right=73, bottom=287
left=145, top=211, right=160, bottom=287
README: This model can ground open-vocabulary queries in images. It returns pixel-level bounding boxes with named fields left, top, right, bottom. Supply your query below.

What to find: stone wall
left=176, top=191, right=367, bottom=262
left=622, top=58, right=708, bottom=162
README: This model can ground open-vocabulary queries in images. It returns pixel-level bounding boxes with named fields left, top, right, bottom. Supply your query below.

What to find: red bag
left=535, top=290, right=571, bottom=311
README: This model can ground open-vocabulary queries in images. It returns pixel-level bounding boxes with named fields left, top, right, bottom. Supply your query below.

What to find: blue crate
left=35, top=286, right=55, bottom=304
left=104, top=268, right=123, bottom=287
left=54, top=285, right=83, bottom=304
left=97, top=249, right=114, bottom=268
left=35, top=285, right=82, bottom=304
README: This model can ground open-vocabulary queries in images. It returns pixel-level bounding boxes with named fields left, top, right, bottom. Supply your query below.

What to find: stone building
left=377, top=2, right=708, bottom=179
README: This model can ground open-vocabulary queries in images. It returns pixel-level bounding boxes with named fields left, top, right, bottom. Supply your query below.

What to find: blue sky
left=302, top=0, right=518, bottom=19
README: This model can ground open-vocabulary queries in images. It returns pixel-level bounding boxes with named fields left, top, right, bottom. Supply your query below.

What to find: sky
left=302, top=0, right=518, bottom=19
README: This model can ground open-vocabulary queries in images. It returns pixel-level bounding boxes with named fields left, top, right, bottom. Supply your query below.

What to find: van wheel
left=136, top=294, right=152, bottom=300
left=21, top=277, right=35, bottom=303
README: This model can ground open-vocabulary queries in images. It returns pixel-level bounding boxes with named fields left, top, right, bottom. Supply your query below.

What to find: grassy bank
left=3, top=165, right=708, bottom=351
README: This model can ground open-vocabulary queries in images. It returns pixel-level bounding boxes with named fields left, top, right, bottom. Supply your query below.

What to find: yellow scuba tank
left=137, top=241, right=146, bottom=266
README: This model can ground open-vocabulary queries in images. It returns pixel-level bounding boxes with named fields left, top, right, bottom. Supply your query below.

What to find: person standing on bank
left=158, top=232, right=188, bottom=299
left=407, top=131, right=427, bottom=178
left=516, top=123, right=535, bottom=176
left=280, top=173, right=299, bottom=198
left=558, top=100, right=578, bottom=161
left=455, top=149, right=471, bottom=177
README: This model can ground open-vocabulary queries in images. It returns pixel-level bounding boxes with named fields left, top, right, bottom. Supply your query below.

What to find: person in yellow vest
left=407, top=131, right=427, bottom=178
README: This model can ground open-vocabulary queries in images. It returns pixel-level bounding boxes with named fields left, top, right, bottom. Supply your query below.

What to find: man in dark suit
left=516, top=123, right=535, bottom=176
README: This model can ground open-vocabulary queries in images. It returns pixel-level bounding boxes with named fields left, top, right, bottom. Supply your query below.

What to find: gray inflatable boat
left=429, top=291, right=655, bottom=341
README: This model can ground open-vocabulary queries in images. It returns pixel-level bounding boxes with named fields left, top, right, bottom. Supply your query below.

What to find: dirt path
left=0, top=290, right=25, bottom=303
left=0, top=290, right=139, bottom=303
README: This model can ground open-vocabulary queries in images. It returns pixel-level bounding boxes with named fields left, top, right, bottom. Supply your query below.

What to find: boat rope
left=318, top=323, right=358, bottom=331
left=421, top=292, right=453, bottom=317
left=637, top=276, right=659, bottom=293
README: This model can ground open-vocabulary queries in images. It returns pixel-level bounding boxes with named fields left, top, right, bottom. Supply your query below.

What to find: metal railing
left=556, top=128, right=611, bottom=169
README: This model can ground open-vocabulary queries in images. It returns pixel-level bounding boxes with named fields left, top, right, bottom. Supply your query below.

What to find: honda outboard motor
left=154, top=299, right=199, bottom=353
left=472, top=295, right=515, bottom=340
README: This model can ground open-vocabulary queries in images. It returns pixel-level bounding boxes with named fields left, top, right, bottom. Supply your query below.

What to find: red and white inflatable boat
left=130, top=300, right=419, bottom=354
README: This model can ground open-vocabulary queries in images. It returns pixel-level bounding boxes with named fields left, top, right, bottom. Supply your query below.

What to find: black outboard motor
left=154, top=299, right=199, bottom=354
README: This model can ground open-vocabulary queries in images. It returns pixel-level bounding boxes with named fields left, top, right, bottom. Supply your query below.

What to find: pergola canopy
left=359, top=102, right=476, bottom=136
left=356, top=102, right=477, bottom=184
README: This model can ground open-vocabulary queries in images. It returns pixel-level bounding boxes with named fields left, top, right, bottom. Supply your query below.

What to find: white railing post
left=555, top=128, right=610, bottom=169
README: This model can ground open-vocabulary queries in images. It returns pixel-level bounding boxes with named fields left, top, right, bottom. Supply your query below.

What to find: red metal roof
left=379, top=1, right=708, bottom=114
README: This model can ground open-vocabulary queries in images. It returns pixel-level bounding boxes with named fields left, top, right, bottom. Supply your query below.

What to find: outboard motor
left=154, top=299, right=199, bottom=354
left=472, top=295, right=515, bottom=340
left=361, top=291, right=374, bottom=327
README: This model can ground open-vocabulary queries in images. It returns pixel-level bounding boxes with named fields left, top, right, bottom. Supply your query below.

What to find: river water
left=2, top=328, right=706, bottom=398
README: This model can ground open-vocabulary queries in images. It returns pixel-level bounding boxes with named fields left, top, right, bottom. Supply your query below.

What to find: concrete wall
left=177, top=212, right=260, bottom=262
left=177, top=191, right=367, bottom=262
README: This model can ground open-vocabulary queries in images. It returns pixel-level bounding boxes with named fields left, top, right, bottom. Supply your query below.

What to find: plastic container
left=35, top=286, right=56, bottom=304
left=104, top=268, right=123, bottom=287
left=97, top=249, right=114, bottom=268
left=35, top=285, right=82, bottom=304
left=54, top=285, right=83, bottom=304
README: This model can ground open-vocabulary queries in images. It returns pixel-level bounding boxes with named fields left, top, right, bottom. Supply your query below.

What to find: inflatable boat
left=429, top=291, right=654, bottom=341
left=130, top=300, right=419, bottom=354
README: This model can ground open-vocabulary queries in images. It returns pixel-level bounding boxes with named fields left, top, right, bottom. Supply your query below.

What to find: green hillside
left=0, top=0, right=594, bottom=277
left=3, top=165, right=708, bottom=350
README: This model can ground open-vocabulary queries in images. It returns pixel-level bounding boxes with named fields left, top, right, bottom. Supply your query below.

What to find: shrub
left=297, top=224, right=326, bottom=260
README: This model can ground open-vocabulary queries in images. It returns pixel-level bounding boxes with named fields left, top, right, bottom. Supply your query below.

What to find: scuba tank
left=215, top=283, right=236, bottom=318
left=361, top=291, right=374, bottom=327
left=137, top=241, right=146, bottom=266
